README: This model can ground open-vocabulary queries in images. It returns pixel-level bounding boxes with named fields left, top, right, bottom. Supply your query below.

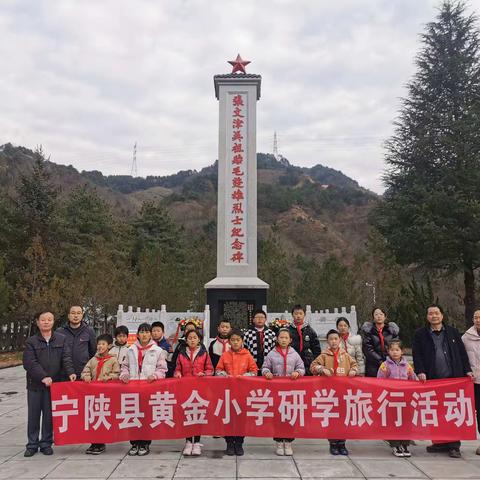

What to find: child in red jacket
left=174, top=329, right=213, bottom=456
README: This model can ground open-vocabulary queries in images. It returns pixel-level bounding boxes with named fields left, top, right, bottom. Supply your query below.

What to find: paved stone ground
left=1, top=366, right=480, bottom=479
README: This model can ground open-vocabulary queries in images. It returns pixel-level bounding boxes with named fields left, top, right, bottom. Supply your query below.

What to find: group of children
left=76, top=305, right=417, bottom=459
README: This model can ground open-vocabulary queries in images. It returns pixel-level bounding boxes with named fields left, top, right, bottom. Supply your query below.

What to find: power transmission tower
left=273, top=131, right=278, bottom=159
left=131, top=142, right=138, bottom=177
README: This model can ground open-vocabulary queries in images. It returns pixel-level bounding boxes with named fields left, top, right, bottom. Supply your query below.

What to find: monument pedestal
left=206, top=287, right=267, bottom=338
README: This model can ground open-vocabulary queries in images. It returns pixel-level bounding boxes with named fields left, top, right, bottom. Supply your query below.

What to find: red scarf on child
left=188, top=346, right=198, bottom=374
left=341, top=332, right=349, bottom=343
left=96, top=354, right=113, bottom=380
left=295, top=322, right=304, bottom=352
left=276, top=346, right=289, bottom=376
left=137, top=343, right=154, bottom=372
left=216, top=337, right=229, bottom=353
left=258, top=329, right=265, bottom=351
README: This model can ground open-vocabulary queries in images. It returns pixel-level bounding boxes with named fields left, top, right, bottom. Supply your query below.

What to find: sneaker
left=393, top=446, right=404, bottom=457
left=90, top=445, right=106, bottom=455
left=275, top=442, right=284, bottom=456
left=284, top=442, right=293, bottom=456
left=128, top=445, right=139, bottom=456
left=476, top=445, right=480, bottom=456
left=225, top=442, right=235, bottom=456
left=183, top=441, right=193, bottom=456
left=85, top=444, right=96, bottom=455
left=448, top=448, right=461, bottom=458
left=40, top=447, right=53, bottom=455
left=234, top=443, right=244, bottom=456
left=23, top=448, right=37, bottom=457
left=191, top=443, right=202, bottom=456
left=329, top=444, right=340, bottom=455
left=338, top=446, right=349, bottom=456
left=402, top=445, right=411, bottom=457
left=137, top=445, right=149, bottom=456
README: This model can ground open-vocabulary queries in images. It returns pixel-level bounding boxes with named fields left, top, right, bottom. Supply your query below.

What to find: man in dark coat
left=23, top=311, right=76, bottom=457
left=288, top=305, right=321, bottom=375
left=412, top=304, right=473, bottom=458
left=56, top=305, right=96, bottom=378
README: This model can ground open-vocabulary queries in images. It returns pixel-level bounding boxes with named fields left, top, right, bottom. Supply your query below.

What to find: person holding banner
left=413, top=304, right=473, bottom=458
left=461, top=309, right=480, bottom=455
left=377, top=339, right=417, bottom=457
left=311, top=329, right=357, bottom=456
left=120, top=323, right=168, bottom=456
left=81, top=333, right=120, bottom=455
left=336, top=317, right=365, bottom=376
left=262, top=328, right=305, bottom=456
left=23, top=311, right=76, bottom=457
left=174, top=329, right=214, bottom=456
left=216, top=329, right=258, bottom=456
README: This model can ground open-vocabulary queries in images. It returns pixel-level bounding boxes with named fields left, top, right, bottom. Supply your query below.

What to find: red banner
left=51, top=376, right=476, bottom=445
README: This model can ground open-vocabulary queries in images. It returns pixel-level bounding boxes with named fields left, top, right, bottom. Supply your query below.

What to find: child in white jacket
left=120, top=323, right=167, bottom=456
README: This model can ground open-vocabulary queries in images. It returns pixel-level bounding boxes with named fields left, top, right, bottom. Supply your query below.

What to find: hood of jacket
left=134, top=339, right=157, bottom=349
left=324, top=347, right=347, bottom=356
left=464, top=326, right=480, bottom=341
left=361, top=321, right=399, bottom=336
left=384, top=356, right=408, bottom=368
left=179, top=343, right=207, bottom=358
left=345, top=334, right=362, bottom=346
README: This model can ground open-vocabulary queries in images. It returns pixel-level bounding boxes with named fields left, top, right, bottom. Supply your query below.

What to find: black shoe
left=23, top=449, right=37, bottom=457
left=329, top=445, right=340, bottom=455
left=338, top=446, right=349, bottom=456
left=40, top=447, right=53, bottom=455
left=90, top=445, right=106, bottom=455
left=128, top=445, right=139, bottom=456
left=225, top=443, right=235, bottom=456
left=137, top=445, right=149, bottom=456
left=449, top=448, right=461, bottom=458
left=235, top=443, right=244, bottom=456
left=85, top=444, right=95, bottom=455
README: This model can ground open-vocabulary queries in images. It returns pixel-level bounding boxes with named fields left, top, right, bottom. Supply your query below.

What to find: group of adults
left=357, top=304, right=479, bottom=459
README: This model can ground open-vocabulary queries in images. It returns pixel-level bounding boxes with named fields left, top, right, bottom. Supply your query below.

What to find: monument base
left=206, top=286, right=268, bottom=338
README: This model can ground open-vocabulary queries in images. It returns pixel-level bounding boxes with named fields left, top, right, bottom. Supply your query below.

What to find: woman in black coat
left=361, top=307, right=399, bottom=377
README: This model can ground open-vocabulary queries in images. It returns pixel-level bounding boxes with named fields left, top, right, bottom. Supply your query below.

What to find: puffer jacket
left=120, top=339, right=167, bottom=381
left=462, top=326, right=480, bottom=384
left=310, top=348, right=358, bottom=376
left=216, top=348, right=258, bottom=376
left=340, top=334, right=365, bottom=376
left=109, top=342, right=129, bottom=367
left=262, top=347, right=305, bottom=377
left=361, top=321, right=400, bottom=377
left=81, top=354, right=120, bottom=382
left=174, top=344, right=214, bottom=377
left=287, top=322, right=321, bottom=374
left=377, top=356, right=417, bottom=380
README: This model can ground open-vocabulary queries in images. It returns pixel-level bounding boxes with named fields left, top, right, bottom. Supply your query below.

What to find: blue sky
left=1, top=0, right=479, bottom=193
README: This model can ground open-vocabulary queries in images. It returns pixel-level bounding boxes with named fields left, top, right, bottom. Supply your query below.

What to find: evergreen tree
left=373, top=1, right=480, bottom=326
left=258, top=234, right=293, bottom=310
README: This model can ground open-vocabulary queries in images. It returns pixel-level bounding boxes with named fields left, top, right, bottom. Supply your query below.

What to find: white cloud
left=1, top=0, right=479, bottom=192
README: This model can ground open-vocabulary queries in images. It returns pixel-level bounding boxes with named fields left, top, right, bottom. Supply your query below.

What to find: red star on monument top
left=228, top=54, right=251, bottom=74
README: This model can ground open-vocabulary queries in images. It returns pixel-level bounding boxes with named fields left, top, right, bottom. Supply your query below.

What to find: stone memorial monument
left=205, top=55, right=269, bottom=336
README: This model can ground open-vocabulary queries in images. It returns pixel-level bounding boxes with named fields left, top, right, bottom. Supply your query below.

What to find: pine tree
left=373, top=1, right=480, bottom=326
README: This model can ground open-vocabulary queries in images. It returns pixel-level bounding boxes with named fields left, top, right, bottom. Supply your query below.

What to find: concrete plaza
left=0, top=366, right=479, bottom=479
